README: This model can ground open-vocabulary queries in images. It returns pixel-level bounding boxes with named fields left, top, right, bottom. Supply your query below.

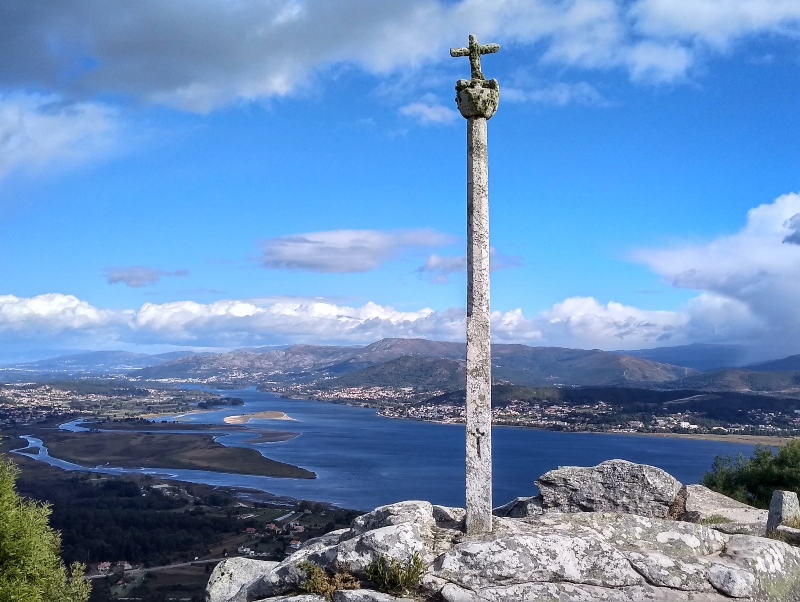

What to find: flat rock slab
left=536, top=459, right=682, bottom=518
left=684, top=485, right=768, bottom=534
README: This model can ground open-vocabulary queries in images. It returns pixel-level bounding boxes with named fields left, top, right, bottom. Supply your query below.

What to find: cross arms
left=450, top=34, right=500, bottom=80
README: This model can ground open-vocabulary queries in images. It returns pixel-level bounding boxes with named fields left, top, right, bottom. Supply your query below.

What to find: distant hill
left=324, top=356, right=465, bottom=390
left=618, top=344, right=748, bottom=372
left=491, top=345, right=693, bottom=387
left=421, top=384, right=800, bottom=424
left=746, top=354, right=800, bottom=372
left=132, top=338, right=693, bottom=388
left=671, top=368, right=800, bottom=393
left=6, top=350, right=197, bottom=375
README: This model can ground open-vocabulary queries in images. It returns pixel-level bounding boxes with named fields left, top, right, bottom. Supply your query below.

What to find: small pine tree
left=0, top=456, right=91, bottom=602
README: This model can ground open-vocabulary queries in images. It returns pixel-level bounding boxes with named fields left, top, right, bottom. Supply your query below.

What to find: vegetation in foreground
left=703, top=439, right=800, bottom=508
left=0, top=455, right=90, bottom=602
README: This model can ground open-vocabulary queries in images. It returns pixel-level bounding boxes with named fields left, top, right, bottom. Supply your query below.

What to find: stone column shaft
left=465, top=115, right=492, bottom=535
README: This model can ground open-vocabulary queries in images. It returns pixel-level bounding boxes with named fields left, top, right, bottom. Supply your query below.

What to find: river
left=14, top=388, right=761, bottom=511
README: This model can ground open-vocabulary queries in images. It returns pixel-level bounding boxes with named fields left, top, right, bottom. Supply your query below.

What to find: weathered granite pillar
left=767, top=490, right=800, bottom=533
left=451, top=35, right=500, bottom=536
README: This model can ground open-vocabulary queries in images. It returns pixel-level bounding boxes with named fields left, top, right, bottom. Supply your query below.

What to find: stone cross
left=450, top=34, right=500, bottom=81
left=451, top=34, right=500, bottom=536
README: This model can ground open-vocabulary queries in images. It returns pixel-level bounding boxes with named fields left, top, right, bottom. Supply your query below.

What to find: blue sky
left=2, top=0, right=800, bottom=360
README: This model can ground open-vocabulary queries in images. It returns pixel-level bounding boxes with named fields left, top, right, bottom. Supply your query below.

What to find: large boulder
left=536, top=459, right=682, bottom=518
left=205, top=557, right=278, bottom=602
left=248, top=501, right=459, bottom=600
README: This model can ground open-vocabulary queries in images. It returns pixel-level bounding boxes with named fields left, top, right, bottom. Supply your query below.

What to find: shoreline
left=376, top=413, right=794, bottom=446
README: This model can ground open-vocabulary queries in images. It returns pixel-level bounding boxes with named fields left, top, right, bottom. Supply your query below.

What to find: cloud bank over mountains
left=3, top=194, right=800, bottom=356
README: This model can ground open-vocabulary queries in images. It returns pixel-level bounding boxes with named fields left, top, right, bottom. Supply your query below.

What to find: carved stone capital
left=455, top=78, right=500, bottom=120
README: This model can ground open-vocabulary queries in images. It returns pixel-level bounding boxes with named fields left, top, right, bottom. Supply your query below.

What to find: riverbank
left=608, top=431, right=795, bottom=446
left=376, top=413, right=795, bottom=447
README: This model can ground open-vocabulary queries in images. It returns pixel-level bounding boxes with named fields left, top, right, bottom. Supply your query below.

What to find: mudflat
left=40, top=431, right=315, bottom=479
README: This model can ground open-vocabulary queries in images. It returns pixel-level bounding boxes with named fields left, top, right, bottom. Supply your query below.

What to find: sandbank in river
left=224, top=411, right=295, bottom=424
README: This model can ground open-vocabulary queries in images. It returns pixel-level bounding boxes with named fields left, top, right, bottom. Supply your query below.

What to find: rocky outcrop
left=535, top=459, right=682, bottom=518
left=207, top=462, right=800, bottom=602
left=206, top=557, right=279, bottom=602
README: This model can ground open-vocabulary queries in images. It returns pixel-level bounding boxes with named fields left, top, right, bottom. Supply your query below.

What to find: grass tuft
left=298, top=562, right=360, bottom=601
left=364, top=553, right=427, bottom=597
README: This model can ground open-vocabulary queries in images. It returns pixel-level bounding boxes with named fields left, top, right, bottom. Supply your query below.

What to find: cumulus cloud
left=0, top=293, right=539, bottom=349
left=105, top=267, right=189, bottom=288
left=417, top=248, right=521, bottom=283
left=0, top=93, right=119, bottom=181
left=634, top=193, right=800, bottom=356
left=259, top=229, right=453, bottom=273
left=631, top=0, right=800, bottom=48
left=399, top=97, right=459, bottom=125
left=6, top=196, right=800, bottom=355
left=3, top=1, right=800, bottom=112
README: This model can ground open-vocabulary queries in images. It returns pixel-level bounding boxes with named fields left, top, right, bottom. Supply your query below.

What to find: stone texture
left=536, top=459, right=682, bottom=518
left=208, top=465, right=800, bottom=602
left=455, top=78, right=500, bottom=119
left=206, top=557, right=278, bottom=602
left=767, top=490, right=800, bottom=533
left=707, top=564, right=756, bottom=598
left=680, top=484, right=768, bottom=535
left=331, top=589, right=414, bottom=602
left=465, top=108, right=492, bottom=536
left=776, top=525, right=800, bottom=545
left=492, top=495, right=543, bottom=518
left=249, top=501, right=448, bottom=599
left=258, top=594, right=328, bottom=602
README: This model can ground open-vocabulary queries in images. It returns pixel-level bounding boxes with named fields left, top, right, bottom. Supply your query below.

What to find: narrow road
left=85, top=557, right=230, bottom=580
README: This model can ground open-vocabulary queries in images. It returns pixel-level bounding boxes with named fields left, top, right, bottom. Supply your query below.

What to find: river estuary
left=14, top=388, right=761, bottom=511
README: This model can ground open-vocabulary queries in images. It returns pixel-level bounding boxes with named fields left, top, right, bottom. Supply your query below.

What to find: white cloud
left=631, top=0, right=800, bottom=48
left=503, top=82, right=607, bottom=106
left=634, top=193, right=800, bottom=356
left=418, top=254, right=466, bottom=284
left=4, top=1, right=800, bottom=112
left=0, top=93, right=120, bottom=181
left=399, top=99, right=459, bottom=125
left=259, top=229, right=454, bottom=273
left=105, top=266, right=189, bottom=288
left=5, top=197, right=800, bottom=355
left=418, top=248, right=521, bottom=283
left=0, top=293, right=537, bottom=348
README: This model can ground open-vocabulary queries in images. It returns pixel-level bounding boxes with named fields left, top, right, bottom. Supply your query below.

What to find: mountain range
left=127, top=338, right=695, bottom=388
left=3, top=339, right=800, bottom=394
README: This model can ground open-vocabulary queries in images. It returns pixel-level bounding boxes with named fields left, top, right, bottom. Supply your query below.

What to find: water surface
left=18, top=388, right=760, bottom=510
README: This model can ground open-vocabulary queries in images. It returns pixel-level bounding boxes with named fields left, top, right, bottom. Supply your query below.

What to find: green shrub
left=702, top=440, right=800, bottom=508
left=364, top=553, right=426, bottom=597
left=298, top=562, right=359, bottom=600
left=0, top=456, right=90, bottom=602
